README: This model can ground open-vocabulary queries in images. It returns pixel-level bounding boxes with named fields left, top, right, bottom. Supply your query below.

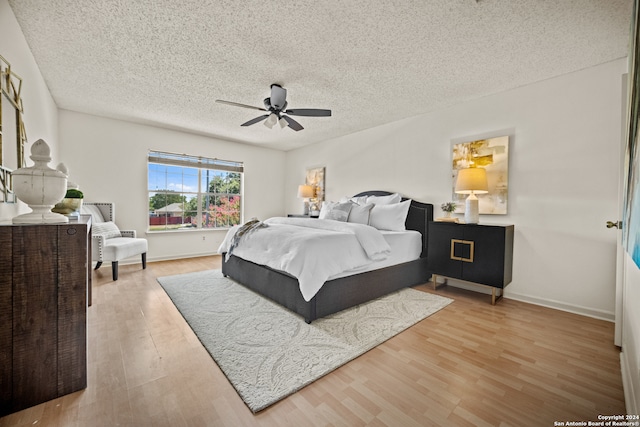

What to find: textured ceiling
left=8, top=0, right=633, bottom=151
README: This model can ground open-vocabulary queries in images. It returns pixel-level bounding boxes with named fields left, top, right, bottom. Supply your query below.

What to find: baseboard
left=110, top=251, right=219, bottom=266
left=443, top=279, right=615, bottom=322
left=145, top=251, right=220, bottom=263
left=505, top=291, right=615, bottom=322
left=621, top=350, right=639, bottom=415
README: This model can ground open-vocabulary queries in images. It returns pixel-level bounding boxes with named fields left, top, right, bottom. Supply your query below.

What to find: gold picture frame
left=0, top=54, right=27, bottom=203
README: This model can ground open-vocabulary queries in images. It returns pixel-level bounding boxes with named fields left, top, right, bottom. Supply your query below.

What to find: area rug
left=157, top=270, right=453, bottom=412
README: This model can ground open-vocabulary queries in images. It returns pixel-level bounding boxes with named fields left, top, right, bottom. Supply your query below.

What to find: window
left=147, top=150, right=243, bottom=231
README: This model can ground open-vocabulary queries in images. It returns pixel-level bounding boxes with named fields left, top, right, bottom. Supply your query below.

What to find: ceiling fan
left=215, top=84, right=331, bottom=131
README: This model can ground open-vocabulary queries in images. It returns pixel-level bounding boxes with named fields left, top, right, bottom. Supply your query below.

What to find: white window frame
left=147, top=150, right=243, bottom=231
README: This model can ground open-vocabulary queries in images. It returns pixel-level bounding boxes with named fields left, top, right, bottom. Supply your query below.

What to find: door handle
left=450, top=239, right=474, bottom=262
left=606, top=220, right=622, bottom=229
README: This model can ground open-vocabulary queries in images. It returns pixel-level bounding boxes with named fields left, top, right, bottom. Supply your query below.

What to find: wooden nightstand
left=427, top=222, right=514, bottom=304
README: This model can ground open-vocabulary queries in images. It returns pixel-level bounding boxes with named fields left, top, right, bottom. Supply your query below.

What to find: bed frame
left=221, top=191, right=434, bottom=323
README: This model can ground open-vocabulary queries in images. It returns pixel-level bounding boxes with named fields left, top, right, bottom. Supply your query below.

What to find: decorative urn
left=12, top=139, right=69, bottom=224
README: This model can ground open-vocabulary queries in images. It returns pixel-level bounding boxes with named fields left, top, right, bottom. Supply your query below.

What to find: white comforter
left=217, top=217, right=391, bottom=301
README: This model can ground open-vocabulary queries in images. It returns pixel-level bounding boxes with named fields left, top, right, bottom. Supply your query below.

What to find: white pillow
left=339, top=196, right=368, bottom=205
left=323, top=202, right=352, bottom=222
left=367, top=193, right=402, bottom=205
left=92, top=221, right=122, bottom=239
left=369, top=199, right=411, bottom=231
left=347, top=203, right=374, bottom=225
left=81, top=204, right=106, bottom=223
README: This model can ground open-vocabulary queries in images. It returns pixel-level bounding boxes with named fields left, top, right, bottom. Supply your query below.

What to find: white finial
left=29, top=138, right=52, bottom=163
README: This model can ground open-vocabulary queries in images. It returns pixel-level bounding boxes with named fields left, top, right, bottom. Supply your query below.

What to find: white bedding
left=217, top=217, right=421, bottom=302
left=328, top=230, right=421, bottom=280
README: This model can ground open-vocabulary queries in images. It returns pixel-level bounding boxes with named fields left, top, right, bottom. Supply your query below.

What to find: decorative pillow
left=92, top=221, right=122, bottom=239
left=323, top=202, right=352, bottom=222
left=369, top=199, right=411, bottom=231
left=347, top=203, right=374, bottom=225
left=319, top=201, right=335, bottom=219
left=367, top=193, right=402, bottom=205
left=81, top=204, right=106, bottom=223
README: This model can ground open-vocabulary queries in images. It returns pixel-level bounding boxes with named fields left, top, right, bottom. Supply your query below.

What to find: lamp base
left=464, top=194, right=480, bottom=224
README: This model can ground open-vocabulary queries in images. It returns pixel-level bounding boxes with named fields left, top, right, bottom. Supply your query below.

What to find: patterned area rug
left=157, top=270, right=453, bottom=412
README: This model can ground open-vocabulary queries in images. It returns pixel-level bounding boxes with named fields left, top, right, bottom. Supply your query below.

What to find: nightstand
left=427, top=222, right=514, bottom=304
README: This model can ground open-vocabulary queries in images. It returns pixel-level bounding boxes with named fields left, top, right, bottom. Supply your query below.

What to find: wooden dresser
left=0, top=215, right=91, bottom=416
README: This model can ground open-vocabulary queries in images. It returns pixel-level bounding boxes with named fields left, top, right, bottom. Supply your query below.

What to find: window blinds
left=148, top=150, right=243, bottom=173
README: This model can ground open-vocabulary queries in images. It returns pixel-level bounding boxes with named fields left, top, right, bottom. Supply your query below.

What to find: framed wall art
left=624, top=5, right=640, bottom=268
left=451, top=135, right=509, bottom=215
left=305, top=166, right=325, bottom=203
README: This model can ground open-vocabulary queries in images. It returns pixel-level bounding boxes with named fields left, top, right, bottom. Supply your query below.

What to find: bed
left=220, top=191, right=434, bottom=323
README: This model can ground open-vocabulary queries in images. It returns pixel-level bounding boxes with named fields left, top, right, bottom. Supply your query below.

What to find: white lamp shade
left=264, top=113, right=278, bottom=129
left=455, top=167, right=489, bottom=194
left=297, top=184, right=314, bottom=198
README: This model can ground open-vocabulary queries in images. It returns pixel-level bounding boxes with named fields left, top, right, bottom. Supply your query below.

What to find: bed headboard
left=353, top=191, right=434, bottom=258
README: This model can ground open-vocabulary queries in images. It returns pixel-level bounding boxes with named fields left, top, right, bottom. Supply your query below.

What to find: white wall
left=0, top=0, right=59, bottom=221
left=59, top=110, right=286, bottom=261
left=285, top=59, right=627, bottom=320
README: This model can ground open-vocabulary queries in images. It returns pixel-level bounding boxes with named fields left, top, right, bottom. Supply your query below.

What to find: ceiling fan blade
left=216, top=100, right=267, bottom=112
left=241, top=114, right=270, bottom=127
left=270, top=84, right=287, bottom=110
left=281, top=115, right=304, bottom=131
left=284, top=108, right=332, bottom=117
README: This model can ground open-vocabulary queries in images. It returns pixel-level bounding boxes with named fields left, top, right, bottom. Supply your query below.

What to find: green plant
left=65, top=189, right=84, bottom=199
left=440, top=202, right=457, bottom=213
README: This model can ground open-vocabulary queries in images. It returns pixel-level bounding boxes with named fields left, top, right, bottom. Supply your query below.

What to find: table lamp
left=455, top=167, right=489, bottom=224
left=297, top=184, right=315, bottom=215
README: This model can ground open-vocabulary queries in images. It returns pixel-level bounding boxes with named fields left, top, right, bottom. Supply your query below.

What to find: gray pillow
left=324, top=202, right=352, bottom=222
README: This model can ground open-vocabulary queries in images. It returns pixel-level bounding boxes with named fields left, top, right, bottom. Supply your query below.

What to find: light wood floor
left=0, top=256, right=625, bottom=427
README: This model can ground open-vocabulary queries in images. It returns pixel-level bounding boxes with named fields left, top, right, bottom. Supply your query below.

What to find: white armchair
left=82, top=202, right=148, bottom=281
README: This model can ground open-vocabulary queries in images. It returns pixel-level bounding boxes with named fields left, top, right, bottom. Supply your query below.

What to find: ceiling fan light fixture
left=264, top=113, right=278, bottom=129
left=218, top=84, right=332, bottom=132
left=278, top=116, right=288, bottom=129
